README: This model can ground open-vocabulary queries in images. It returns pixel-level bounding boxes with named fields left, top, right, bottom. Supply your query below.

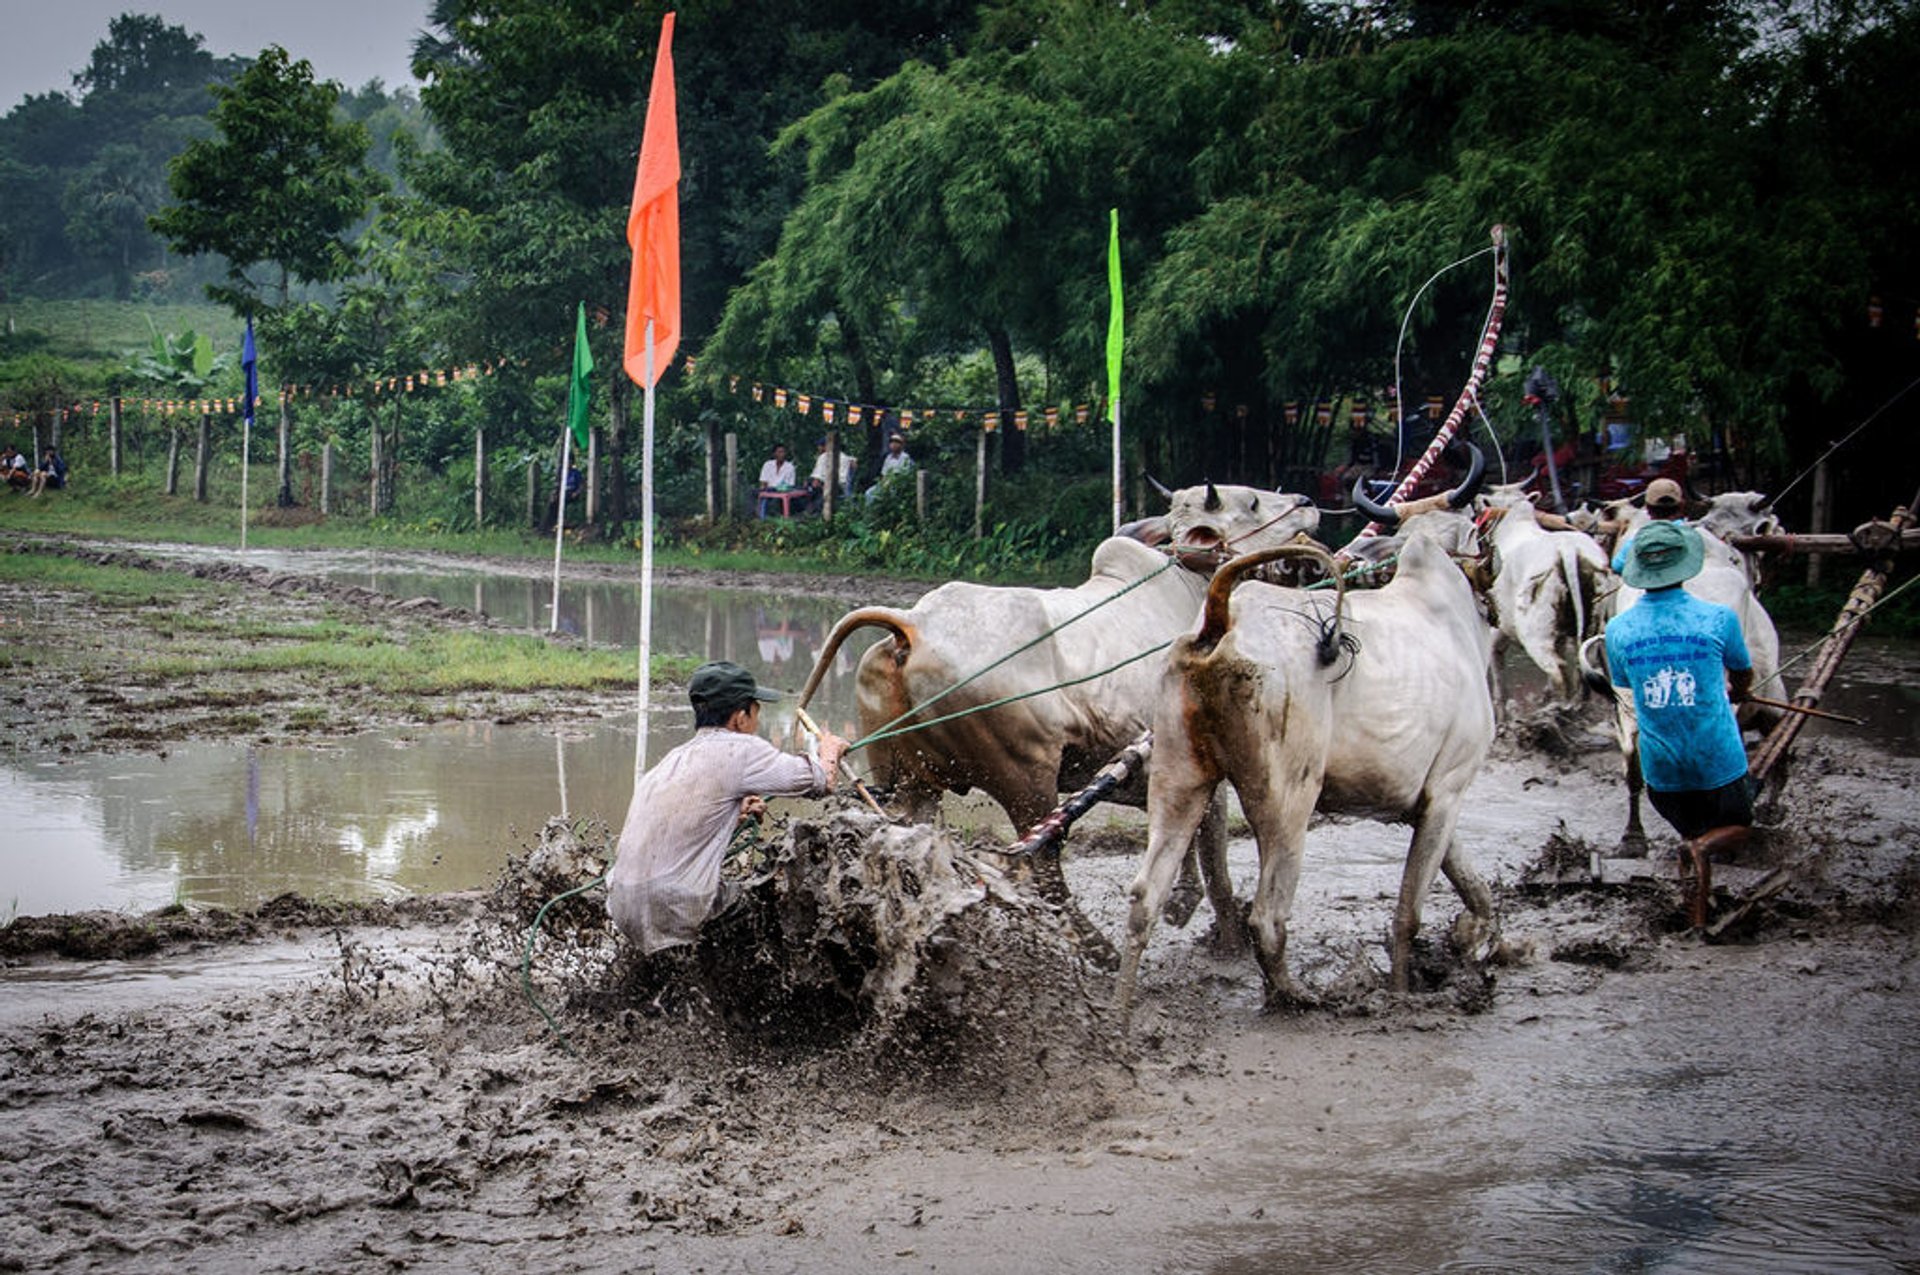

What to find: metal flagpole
left=549, top=426, right=572, bottom=632
left=1112, top=405, right=1122, bottom=534
left=636, top=321, right=656, bottom=780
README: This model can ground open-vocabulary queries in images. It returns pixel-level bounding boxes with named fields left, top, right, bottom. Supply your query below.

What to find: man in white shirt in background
left=756, top=443, right=798, bottom=518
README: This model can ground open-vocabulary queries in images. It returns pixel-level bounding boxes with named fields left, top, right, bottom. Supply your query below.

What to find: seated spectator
left=865, top=433, right=913, bottom=502
left=757, top=443, right=799, bottom=518
left=806, top=436, right=858, bottom=511
left=1, top=445, right=30, bottom=492
left=27, top=448, right=66, bottom=497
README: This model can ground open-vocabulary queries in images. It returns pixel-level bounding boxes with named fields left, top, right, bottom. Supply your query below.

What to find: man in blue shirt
left=1605, top=520, right=1754, bottom=927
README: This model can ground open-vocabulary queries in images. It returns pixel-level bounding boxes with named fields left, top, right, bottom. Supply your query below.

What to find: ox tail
left=1578, top=634, right=1614, bottom=698
left=1197, top=544, right=1343, bottom=661
left=795, top=607, right=919, bottom=715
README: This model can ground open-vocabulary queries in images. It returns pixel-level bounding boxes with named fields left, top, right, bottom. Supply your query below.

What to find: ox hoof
left=1160, top=881, right=1204, bottom=929
left=1260, top=981, right=1322, bottom=1015
left=1615, top=831, right=1649, bottom=859
left=1204, top=912, right=1252, bottom=958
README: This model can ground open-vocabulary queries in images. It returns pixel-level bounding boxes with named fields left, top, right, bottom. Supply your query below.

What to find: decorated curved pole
left=1357, top=225, right=1510, bottom=541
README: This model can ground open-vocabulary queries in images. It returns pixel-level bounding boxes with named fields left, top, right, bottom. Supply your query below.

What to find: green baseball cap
left=1622, top=519, right=1705, bottom=590
left=687, top=660, right=783, bottom=713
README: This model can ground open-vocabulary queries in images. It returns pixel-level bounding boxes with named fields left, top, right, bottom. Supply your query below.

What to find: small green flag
left=568, top=301, right=594, bottom=451
left=1106, top=209, right=1123, bottom=425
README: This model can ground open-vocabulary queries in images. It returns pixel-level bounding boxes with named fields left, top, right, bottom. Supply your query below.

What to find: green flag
left=568, top=301, right=594, bottom=451
left=1106, top=209, right=1123, bottom=424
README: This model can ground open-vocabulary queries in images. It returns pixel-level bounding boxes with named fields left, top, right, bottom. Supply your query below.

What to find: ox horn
left=1147, top=474, right=1174, bottom=502
left=1204, top=480, right=1222, bottom=512
left=1446, top=441, right=1487, bottom=510
left=1350, top=477, right=1399, bottom=527
left=1748, top=493, right=1772, bottom=513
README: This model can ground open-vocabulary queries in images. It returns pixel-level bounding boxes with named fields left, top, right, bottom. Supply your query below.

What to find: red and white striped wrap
left=1358, top=224, right=1510, bottom=539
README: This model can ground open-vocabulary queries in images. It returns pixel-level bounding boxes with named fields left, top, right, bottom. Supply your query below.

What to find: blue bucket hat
left=1622, top=520, right=1705, bottom=590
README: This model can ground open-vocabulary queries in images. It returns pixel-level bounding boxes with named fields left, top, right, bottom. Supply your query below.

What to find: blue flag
left=242, top=318, right=258, bottom=429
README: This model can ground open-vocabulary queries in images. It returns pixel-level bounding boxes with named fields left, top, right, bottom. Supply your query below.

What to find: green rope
left=845, top=551, right=1395, bottom=754
left=852, top=639, right=1176, bottom=751
left=520, top=870, right=608, bottom=1059
left=848, top=556, right=1179, bottom=748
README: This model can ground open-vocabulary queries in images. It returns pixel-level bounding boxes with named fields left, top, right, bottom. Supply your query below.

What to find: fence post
left=526, top=457, right=539, bottom=529
left=585, top=427, right=599, bottom=526
left=704, top=421, right=718, bottom=524
left=1808, top=457, right=1832, bottom=588
left=194, top=411, right=211, bottom=502
left=473, top=427, right=485, bottom=527
left=724, top=431, right=738, bottom=521
left=368, top=421, right=382, bottom=517
left=824, top=430, right=838, bottom=524
left=321, top=441, right=333, bottom=514
left=973, top=427, right=987, bottom=539
left=276, top=393, right=293, bottom=507
left=109, top=398, right=123, bottom=477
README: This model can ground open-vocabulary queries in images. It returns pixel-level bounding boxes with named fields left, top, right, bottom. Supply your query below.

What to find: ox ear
left=1204, top=480, right=1222, bottom=512
left=1526, top=490, right=1544, bottom=507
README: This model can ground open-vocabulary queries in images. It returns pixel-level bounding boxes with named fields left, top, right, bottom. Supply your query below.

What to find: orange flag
left=624, top=12, right=680, bottom=387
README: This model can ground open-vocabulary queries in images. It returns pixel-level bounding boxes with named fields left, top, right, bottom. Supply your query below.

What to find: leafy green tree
left=62, top=144, right=163, bottom=298
left=151, top=45, right=387, bottom=311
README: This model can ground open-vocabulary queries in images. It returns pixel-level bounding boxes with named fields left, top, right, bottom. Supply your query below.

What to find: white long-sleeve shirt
left=758, top=458, right=797, bottom=489
left=608, top=728, right=827, bottom=954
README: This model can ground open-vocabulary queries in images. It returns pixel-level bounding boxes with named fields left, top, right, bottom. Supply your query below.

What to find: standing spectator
left=866, top=433, right=914, bottom=503
left=757, top=443, right=797, bottom=518
left=27, top=448, right=66, bottom=497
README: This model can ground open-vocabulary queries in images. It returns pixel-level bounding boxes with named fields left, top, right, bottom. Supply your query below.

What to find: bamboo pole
left=1750, top=485, right=1920, bottom=784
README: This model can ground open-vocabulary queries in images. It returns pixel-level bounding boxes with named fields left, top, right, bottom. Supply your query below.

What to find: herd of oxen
left=792, top=450, right=1792, bottom=1015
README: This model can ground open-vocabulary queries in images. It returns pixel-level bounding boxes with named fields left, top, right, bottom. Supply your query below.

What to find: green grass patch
left=0, top=547, right=211, bottom=601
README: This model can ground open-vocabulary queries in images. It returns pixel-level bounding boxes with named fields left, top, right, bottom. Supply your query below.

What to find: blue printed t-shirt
left=1605, top=587, right=1751, bottom=793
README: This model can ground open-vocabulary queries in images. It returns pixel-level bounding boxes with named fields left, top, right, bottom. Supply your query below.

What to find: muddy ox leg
left=1440, top=839, right=1497, bottom=962
left=1240, top=775, right=1321, bottom=1010
left=1194, top=791, right=1248, bottom=953
left=1389, top=797, right=1472, bottom=992
left=1119, top=762, right=1216, bottom=1029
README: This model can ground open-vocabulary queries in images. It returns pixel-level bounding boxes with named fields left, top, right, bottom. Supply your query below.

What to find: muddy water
left=4, top=558, right=873, bottom=918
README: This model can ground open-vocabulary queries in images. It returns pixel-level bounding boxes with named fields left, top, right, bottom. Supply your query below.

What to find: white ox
left=1475, top=483, right=1610, bottom=702
left=796, top=482, right=1320, bottom=917
left=1694, top=491, right=1786, bottom=590
left=1120, top=531, right=1497, bottom=1013
left=1583, top=499, right=1789, bottom=847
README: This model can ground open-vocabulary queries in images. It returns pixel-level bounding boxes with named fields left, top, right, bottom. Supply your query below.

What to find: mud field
left=3, top=543, right=1919, bottom=1273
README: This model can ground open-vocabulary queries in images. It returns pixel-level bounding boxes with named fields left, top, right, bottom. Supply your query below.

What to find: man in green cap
left=608, top=661, right=849, bottom=954
left=1603, top=520, right=1755, bottom=926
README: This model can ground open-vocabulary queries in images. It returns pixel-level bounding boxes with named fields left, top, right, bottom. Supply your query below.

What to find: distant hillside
left=3, top=299, right=241, bottom=366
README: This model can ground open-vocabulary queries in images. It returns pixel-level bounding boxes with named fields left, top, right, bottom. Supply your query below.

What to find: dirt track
left=2, top=541, right=1918, bottom=1272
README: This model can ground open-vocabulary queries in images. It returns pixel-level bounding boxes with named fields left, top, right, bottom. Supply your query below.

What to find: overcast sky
left=1, top=0, right=431, bottom=107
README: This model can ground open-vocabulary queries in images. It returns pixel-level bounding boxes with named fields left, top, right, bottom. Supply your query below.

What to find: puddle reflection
left=3, top=565, right=875, bottom=919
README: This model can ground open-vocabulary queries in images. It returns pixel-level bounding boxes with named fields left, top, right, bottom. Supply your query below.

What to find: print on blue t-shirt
left=1605, top=588, right=1751, bottom=793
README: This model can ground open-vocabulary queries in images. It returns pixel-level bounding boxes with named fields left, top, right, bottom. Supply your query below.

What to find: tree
left=62, top=144, right=162, bottom=298
left=151, top=45, right=386, bottom=311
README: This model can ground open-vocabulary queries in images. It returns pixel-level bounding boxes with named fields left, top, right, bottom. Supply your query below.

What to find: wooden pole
left=974, top=427, right=987, bottom=539
left=320, top=441, right=333, bottom=514
left=109, top=397, right=122, bottom=477
left=1751, top=487, right=1920, bottom=784
left=724, top=431, right=737, bottom=521
left=704, top=421, right=717, bottom=524
left=585, top=426, right=599, bottom=527
left=369, top=420, right=382, bottom=516
left=165, top=424, right=180, bottom=495
left=1807, top=457, right=1832, bottom=588
left=194, top=411, right=210, bottom=502
left=473, top=427, right=485, bottom=526
left=275, top=392, right=293, bottom=508
left=525, top=453, right=538, bottom=528
left=823, top=430, right=838, bottom=523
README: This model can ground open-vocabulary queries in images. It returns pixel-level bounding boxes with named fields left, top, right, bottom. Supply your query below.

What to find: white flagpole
left=1112, top=404, right=1122, bottom=534
left=636, top=320, right=657, bottom=781
left=240, top=414, right=251, bottom=550
left=549, top=426, right=572, bottom=632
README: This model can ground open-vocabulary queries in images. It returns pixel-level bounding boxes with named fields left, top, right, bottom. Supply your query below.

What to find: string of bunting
left=716, top=368, right=1098, bottom=434
left=3, top=355, right=523, bottom=428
